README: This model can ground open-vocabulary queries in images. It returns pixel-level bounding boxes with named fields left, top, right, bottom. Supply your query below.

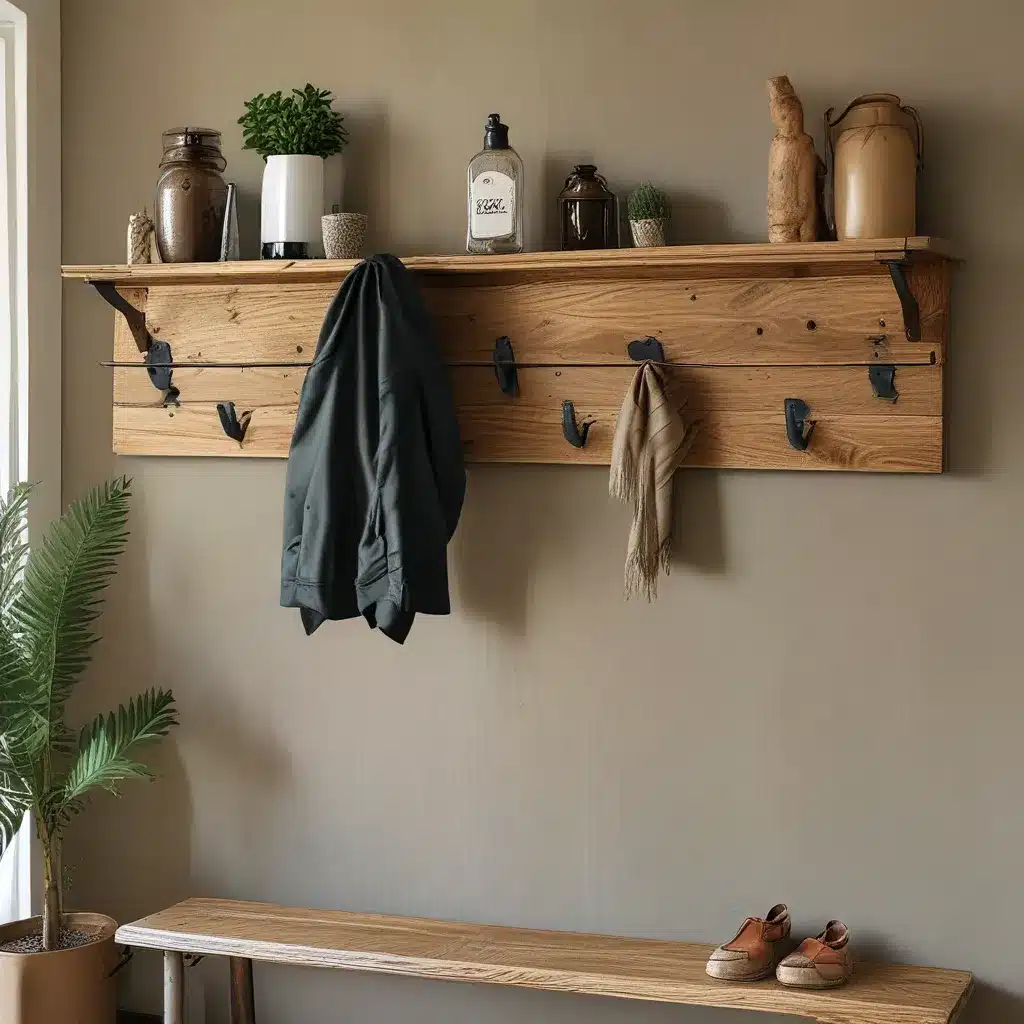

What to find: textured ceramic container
left=630, top=218, right=665, bottom=247
left=261, top=154, right=325, bottom=258
left=322, top=213, right=367, bottom=259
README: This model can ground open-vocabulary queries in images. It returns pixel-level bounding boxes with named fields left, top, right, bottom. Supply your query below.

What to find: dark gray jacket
left=281, top=254, right=465, bottom=643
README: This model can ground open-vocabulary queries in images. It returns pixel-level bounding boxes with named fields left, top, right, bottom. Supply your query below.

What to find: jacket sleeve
left=280, top=271, right=365, bottom=634
left=353, top=258, right=466, bottom=644
left=354, top=370, right=458, bottom=644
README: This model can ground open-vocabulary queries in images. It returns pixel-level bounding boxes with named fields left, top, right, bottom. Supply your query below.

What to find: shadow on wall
left=337, top=102, right=391, bottom=253
left=962, top=983, right=1024, bottom=1023
left=671, top=471, right=728, bottom=575
left=66, top=479, right=297, bottom=1013
left=914, top=101, right=1024, bottom=479
left=61, top=484, right=192, bottom=1011
left=451, top=459, right=730, bottom=635
left=450, top=466, right=557, bottom=637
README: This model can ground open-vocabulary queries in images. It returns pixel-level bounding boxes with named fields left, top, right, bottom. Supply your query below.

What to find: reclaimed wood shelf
left=118, top=898, right=973, bottom=1024
left=63, top=238, right=956, bottom=471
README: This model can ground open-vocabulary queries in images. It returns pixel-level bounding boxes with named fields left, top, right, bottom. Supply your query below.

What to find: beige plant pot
left=630, top=218, right=666, bottom=247
left=0, top=913, right=118, bottom=1024
left=321, top=212, right=368, bottom=259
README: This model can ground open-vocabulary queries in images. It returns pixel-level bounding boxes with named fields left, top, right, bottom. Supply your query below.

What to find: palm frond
left=0, top=484, right=31, bottom=703
left=0, top=740, right=31, bottom=856
left=0, top=484, right=40, bottom=790
left=11, top=478, right=132, bottom=760
left=55, top=688, right=177, bottom=818
left=0, top=482, right=31, bottom=616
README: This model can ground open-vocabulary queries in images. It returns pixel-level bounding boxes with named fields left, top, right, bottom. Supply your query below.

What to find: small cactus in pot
left=627, top=182, right=670, bottom=247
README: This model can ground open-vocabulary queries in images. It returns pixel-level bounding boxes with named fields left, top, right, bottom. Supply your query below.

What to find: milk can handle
left=903, top=104, right=924, bottom=169
left=823, top=106, right=838, bottom=238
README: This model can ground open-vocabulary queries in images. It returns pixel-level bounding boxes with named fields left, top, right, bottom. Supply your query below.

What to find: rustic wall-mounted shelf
left=63, top=237, right=955, bottom=472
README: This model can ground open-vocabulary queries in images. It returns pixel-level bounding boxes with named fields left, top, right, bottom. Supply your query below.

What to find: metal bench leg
left=229, top=956, right=256, bottom=1024
left=164, top=951, right=184, bottom=1024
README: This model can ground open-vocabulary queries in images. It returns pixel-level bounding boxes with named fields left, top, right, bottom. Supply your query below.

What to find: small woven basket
left=629, top=218, right=666, bottom=248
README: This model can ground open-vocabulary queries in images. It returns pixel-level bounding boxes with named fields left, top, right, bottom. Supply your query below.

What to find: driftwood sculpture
left=767, top=76, right=818, bottom=242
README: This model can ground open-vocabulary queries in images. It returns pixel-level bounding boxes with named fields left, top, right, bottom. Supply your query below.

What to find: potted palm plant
left=239, top=83, right=349, bottom=259
left=0, top=478, right=177, bottom=1024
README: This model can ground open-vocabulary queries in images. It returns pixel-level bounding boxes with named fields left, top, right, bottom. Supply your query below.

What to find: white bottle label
left=471, top=171, right=515, bottom=239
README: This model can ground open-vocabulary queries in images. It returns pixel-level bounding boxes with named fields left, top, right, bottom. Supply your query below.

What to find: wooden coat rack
left=63, top=237, right=955, bottom=472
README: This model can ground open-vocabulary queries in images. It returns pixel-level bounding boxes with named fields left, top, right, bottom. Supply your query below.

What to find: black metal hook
left=562, top=400, right=592, bottom=448
left=869, top=364, right=899, bottom=402
left=626, top=336, right=666, bottom=363
left=784, top=398, right=814, bottom=451
left=146, top=340, right=180, bottom=405
left=216, top=401, right=251, bottom=443
left=493, top=336, right=518, bottom=396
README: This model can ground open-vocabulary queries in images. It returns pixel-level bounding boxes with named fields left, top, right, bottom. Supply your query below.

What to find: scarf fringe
left=608, top=446, right=637, bottom=505
left=623, top=536, right=673, bottom=601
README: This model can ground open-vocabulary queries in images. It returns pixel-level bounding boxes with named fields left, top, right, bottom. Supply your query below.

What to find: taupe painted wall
left=61, top=2, right=1022, bottom=1021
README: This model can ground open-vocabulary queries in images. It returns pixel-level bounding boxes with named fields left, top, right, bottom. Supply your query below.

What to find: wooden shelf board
left=111, top=404, right=943, bottom=470
left=61, top=237, right=958, bottom=285
left=116, top=273, right=942, bottom=368
left=116, top=899, right=972, bottom=1024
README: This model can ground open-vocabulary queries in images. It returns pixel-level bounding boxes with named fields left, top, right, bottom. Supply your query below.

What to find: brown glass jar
left=558, top=165, right=617, bottom=250
left=155, top=127, right=228, bottom=263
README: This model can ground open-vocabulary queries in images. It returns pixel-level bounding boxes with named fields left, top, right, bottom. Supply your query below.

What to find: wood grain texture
left=113, top=401, right=942, bottom=471
left=116, top=898, right=972, bottom=1024
left=425, top=274, right=940, bottom=365
left=119, top=275, right=938, bottom=367
left=114, top=364, right=942, bottom=417
left=61, top=236, right=959, bottom=284
left=113, top=286, right=147, bottom=357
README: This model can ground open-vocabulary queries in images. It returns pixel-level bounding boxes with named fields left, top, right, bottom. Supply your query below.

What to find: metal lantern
left=558, top=165, right=617, bottom=250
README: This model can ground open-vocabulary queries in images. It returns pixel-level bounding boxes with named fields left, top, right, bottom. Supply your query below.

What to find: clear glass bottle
left=466, top=114, right=524, bottom=254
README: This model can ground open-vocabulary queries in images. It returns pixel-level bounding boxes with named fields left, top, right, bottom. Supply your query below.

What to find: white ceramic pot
left=630, top=218, right=666, bottom=247
left=261, top=154, right=325, bottom=258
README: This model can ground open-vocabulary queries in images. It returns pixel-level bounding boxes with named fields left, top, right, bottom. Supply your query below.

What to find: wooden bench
left=116, top=898, right=973, bottom=1024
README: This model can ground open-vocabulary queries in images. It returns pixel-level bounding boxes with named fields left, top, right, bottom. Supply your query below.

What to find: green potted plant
left=627, top=182, right=670, bottom=247
left=239, top=83, right=349, bottom=259
left=0, top=478, right=177, bottom=1024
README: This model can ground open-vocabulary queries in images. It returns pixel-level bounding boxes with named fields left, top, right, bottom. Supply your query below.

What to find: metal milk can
left=155, top=127, right=228, bottom=262
left=824, top=94, right=922, bottom=240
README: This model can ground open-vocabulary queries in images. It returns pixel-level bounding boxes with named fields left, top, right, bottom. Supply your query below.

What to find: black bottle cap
left=483, top=113, right=510, bottom=150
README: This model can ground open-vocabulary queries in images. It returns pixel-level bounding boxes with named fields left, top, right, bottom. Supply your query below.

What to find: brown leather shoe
left=776, top=920, right=852, bottom=988
left=705, top=904, right=791, bottom=981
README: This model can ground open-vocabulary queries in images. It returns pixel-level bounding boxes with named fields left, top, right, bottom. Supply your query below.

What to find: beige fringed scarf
left=609, top=362, right=698, bottom=600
